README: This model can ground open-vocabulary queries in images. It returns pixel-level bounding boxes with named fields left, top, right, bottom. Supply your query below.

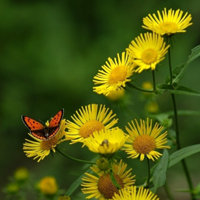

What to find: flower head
left=81, top=160, right=135, bottom=200
left=38, top=176, right=58, bottom=196
left=142, top=8, right=192, bottom=36
left=93, top=52, right=135, bottom=96
left=5, top=183, right=19, bottom=194
left=58, top=196, right=71, bottom=200
left=23, top=119, right=67, bottom=162
left=14, top=167, right=29, bottom=182
left=84, top=128, right=128, bottom=155
left=123, top=118, right=170, bottom=161
left=107, top=89, right=125, bottom=101
left=113, top=186, right=159, bottom=200
left=66, top=104, right=118, bottom=144
left=126, top=32, right=169, bottom=73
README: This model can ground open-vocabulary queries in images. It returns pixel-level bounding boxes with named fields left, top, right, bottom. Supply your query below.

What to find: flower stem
left=127, top=82, right=154, bottom=93
left=168, top=46, right=195, bottom=200
left=146, top=158, right=151, bottom=188
left=56, top=147, right=95, bottom=164
left=152, top=70, right=156, bottom=92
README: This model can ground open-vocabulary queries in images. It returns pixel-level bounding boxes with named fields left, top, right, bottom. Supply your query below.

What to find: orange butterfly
left=21, top=109, right=64, bottom=140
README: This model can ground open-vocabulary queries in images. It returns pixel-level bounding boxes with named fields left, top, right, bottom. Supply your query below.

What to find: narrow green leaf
left=165, top=110, right=200, bottom=117
left=168, top=144, right=200, bottom=168
left=165, top=63, right=184, bottom=85
left=157, top=84, right=200, bottom=96
left=65, top=168, right=92, bottom=196
left=151, top=149, right=169, bottom=193
left=166, top=45, right=200, bottom=86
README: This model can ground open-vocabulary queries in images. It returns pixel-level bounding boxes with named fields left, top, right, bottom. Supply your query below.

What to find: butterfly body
left=22, top=109, right=64, bottom=140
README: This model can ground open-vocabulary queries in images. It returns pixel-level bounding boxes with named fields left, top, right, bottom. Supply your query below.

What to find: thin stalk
left=127, top=82, right=154, bottom=93
left=146, top=158, right=151, bottom=188
left=56, top=147, right=95, bottom=164
left=152, top=70, right=156, bottom=92
left=168, top=46, right=195, bottom=200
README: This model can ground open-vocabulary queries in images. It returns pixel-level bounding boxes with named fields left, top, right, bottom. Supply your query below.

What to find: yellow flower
left=66, top=104, right=118, bottom=144
left=23, top=119, right=67, bottom=162
left=38, top=176, right=58, bottom=196
left=145, top=101, right=159, bottom=114
left=84, top=128, right=128, bottom=155
left=142, top=8, right=192, bottom=36
left=81, top=160, right=135, bottom=200
left=58, top=196, right=71, bottom=200
left=6, top=183, right=19, bottom=194
left=123, top=118, right=170, bottom=161
left=113, top=186, right=159, bottom=200
left=93, top=52, right=135, bottom=96
left=142, top=81, right=153, bottom=90
left=107, top=89, right=125, bottom=101
left=126, top=32, right=169, bottom=73
left=14, top=167, right=29, bottom=181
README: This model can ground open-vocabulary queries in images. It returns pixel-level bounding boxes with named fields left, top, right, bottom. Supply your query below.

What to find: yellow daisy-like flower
left=38, top=176, right=58, bottom=196
left=81, top=160, right=135, bottom=200
left=107, top=89, right=125, bottom=101
left=14, top=167, right=29, bottom=181
left=66, top=104, right=118, bottom=144
left=126, top=32, right=169, bottom=73
left=123, top=118, right=170, bottom=161
left=142, top=8, right=192, bottom=36
left=84, top=128, right=128, bottom=155
left=23, top=119, right=67, bottom=162
left=93, top=52, right=135, bottom=96
left=113, top=186, right=159, bottom=200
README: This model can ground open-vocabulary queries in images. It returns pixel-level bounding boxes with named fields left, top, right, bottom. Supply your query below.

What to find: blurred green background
left=1, top=0, right=200, bottom=199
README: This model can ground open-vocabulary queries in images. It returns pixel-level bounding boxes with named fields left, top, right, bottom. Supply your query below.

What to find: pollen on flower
left=98, top=173, right=124, bottom=199
left=141, top=49, right=158, bottom=65
left=40, top=137, right=58, bottom=150
left=158, top=22, right=178, bottom=34
left=79, top=120, right=104, bottom=138
left=133, top=134, right=156, bottom=154
left=108, top=66, right=128, bottom=85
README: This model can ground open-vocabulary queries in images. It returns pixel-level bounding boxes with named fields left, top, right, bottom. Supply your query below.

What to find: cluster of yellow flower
left=4, top=167, right=71, bottom=199
left=93, top=8, right=192, bottom=96
left=22, top=7, right=193, bottom=200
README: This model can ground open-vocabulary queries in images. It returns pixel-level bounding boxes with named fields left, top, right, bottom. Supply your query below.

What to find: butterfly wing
left=21, top=116, right=47, bottom=140
left=22, top=109, right=64, bottom=140
left=47, top=108, right=64, bottom=139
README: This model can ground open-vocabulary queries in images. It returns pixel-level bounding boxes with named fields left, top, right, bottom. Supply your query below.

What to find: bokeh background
left=1, top=0, right=200, bottom=199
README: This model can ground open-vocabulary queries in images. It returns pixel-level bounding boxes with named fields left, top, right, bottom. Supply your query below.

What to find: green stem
left=56, top=147, right=95, bottom=164
left=168, top=46, right=195, bottom=200
left=127, top=82, right=154, bottom=93
left=146, top=158, right=151, bottom=188
left=168, top=47, right=173, bottom=85
left=152, top=70, right=156, bottom=92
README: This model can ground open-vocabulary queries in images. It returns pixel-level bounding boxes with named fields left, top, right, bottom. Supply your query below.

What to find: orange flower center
left=40, top=137, right=58, bottom=150
left=158, top=22, right=178, bottom=34
left=141, top=48, right=157, bottom=64
left=133, top=134, right=156, bottom=154
left=108, top=66, right=128, bottom=85
left=79, top=120, right=104, bottom=138
left=98, top=173, right=124, bottom=199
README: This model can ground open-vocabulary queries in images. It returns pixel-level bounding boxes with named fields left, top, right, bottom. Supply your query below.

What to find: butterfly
left=21, top=109, right=64, bottom=140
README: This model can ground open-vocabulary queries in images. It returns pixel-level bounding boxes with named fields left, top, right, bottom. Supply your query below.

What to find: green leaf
left=166, top=45, right=200, bottom=86
left=165, top=110, right=200, bottom=117
left=65, top=168, right=92, bottom=196
left=157, top=84, right=200, bottom=96
left=149, top=113, right=172, bottom=128
left=151, top=149, right=169, bottom=193
left=168, top=144, right=200, bottom=168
